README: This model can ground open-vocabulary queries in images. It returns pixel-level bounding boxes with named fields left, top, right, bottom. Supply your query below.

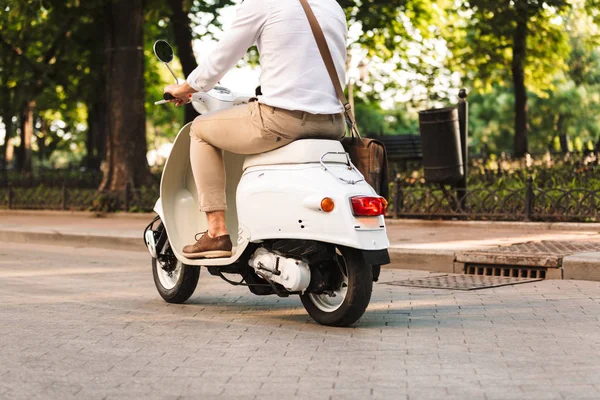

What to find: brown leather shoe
left=182, top=232, right=233, bottom=259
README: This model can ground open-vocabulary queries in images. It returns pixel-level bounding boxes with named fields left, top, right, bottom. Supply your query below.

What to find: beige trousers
left=190, top=101, right=345, bottom=212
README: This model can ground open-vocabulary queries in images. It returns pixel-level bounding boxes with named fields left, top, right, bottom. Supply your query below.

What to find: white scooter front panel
left=158, top=123, right=249, bottom=267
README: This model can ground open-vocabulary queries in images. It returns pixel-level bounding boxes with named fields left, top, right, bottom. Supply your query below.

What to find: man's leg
left=206, top=211, right=227, bottom=238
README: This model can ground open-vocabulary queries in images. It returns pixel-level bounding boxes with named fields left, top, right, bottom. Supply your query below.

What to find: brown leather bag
left=343, top=137, right=389, bottom=198
left=299, top=0, right=389, bottom=199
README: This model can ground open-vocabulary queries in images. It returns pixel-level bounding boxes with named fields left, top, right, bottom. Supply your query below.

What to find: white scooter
left=144, top=40, right=390, bottom=326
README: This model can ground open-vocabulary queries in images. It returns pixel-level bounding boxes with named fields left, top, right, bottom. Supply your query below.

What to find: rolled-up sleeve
left=186, top=0, right=266, bottom=92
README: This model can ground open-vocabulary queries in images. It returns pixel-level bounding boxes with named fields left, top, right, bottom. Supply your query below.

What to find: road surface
left=1, top=243, right=600, bottom=399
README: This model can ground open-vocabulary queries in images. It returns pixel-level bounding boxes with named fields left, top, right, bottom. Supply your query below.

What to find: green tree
left=463, top=5, right=600, bottom=156
left=449, top=0, right=600, bottom=157
left=1, top=0, right=159, bottom=188
left=0, top=0, right=85, bottom=171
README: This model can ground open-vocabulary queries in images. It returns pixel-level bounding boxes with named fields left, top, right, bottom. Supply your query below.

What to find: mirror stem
left=165, top=62, right=178, bottom=83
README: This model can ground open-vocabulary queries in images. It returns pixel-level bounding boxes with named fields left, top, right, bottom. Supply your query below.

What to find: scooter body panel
left=237, top=164, right=389, bottom=251
left=153, top=198, right=164, bottom=221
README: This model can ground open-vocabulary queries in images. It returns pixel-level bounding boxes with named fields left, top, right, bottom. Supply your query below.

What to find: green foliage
left=354, top=98, right=419, bottom=136
left=90, top=191, right=122, bottom=212
left=0, top=0, right=104, bottom=163
left=467, top=88, right=515, bottom=154
left=466, top=10, right=600, bottom=156
left=0, top=0, right=188, bottom=168
left=1, top=0, right=600, bottom=171
left=339, top=0, right=438, bottom=58
left=450, top=0, right=572, bottom=94
left=144, top=12, right=185, bottom=144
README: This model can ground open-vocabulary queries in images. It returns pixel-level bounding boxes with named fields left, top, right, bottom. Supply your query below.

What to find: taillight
left=350, top=196, right=388, bottom=216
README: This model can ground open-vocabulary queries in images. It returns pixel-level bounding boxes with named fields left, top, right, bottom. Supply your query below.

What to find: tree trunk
left=167, top=0, right=198, bottom=124
left=17, top=100, right=35, bottom=172
left=0, top=113, right=13, bottom=169
left=512, top=17, right=528, bottom=158
left=36, top=117, right=49, bottom=163
left=86, top=96, right=107, bottom=171
left=100, top=0, right=153, bottom=191
left=85, top=10, right=108, bottom=171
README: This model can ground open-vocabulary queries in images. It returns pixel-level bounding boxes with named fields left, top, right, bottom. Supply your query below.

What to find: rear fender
left=361, top=249, right=390, bottom=282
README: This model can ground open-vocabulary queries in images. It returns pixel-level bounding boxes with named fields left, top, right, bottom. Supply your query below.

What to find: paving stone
left=2, top=243, right=600, bottom=399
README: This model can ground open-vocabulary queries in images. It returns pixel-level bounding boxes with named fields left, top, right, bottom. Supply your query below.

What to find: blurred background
left=1, top=0, right=600, bottom=217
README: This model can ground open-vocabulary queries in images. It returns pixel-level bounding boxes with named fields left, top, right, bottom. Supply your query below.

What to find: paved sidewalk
left=2, top=243, right=600, bottom=399
left=3, top=210, right=600, bottom=279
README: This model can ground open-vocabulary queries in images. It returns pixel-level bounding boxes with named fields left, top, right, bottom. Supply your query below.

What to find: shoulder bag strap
left=299, top=0, right=364, bottom=145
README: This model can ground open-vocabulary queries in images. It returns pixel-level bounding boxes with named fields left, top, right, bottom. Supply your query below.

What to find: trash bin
left=418, top=107, right=464, bottom=185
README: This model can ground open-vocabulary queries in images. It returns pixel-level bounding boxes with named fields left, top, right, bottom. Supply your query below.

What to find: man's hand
left=164, top=82, right=197, bottom=107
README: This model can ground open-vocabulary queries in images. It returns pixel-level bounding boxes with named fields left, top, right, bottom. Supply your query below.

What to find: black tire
left=152, top=257, right=200, bottom=304
left=300, top=247, right=373, bottom=327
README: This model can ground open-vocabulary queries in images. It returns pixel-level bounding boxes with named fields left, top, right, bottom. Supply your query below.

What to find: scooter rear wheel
left=300, top=247, right=373, bottom=327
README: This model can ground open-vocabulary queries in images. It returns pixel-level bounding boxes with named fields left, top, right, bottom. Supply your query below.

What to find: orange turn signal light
left=321, top=197, right=335, bottom=212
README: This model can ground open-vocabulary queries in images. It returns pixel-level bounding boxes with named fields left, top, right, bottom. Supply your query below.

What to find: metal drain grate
left=384, top=274, right=542, bottom=291
left=464, top=264, right=547, bottom=279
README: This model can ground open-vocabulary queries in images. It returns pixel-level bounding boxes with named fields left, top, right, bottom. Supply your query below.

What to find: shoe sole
left=183, top=250, right=233, bottom=260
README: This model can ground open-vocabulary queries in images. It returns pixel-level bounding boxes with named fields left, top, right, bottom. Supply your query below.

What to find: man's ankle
left=208, top=229, right=228, bottom=238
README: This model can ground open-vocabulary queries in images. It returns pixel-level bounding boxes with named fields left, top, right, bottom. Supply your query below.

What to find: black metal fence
left=0, top=167, right=160, bottom=212
left=3, top=153, right=600, bottom=221
left=0, top=168, right=103, bottom=189
left=3, top=178, right=600, bottom=221
left=391, top=176, right=600, bottom=222
left=0, top=184, right=158, bottom=212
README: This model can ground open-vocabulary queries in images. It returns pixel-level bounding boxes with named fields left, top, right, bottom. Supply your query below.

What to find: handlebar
left=154, top=88, right=252, bottom=107
left=154, top=92, right=180, bottom=105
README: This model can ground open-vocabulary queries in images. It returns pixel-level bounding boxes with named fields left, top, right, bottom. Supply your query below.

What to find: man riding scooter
left=163, top=0, right=348, bottom=259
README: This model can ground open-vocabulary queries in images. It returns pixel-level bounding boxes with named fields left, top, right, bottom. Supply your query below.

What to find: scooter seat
left=243, top=139, right=348, bottom=170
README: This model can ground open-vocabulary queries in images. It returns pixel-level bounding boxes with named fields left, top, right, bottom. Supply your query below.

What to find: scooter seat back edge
left=243, top=139, right=347, bottom=170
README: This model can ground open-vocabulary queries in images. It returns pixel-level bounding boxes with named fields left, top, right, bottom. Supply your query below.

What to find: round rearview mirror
left=154, top=40, right=174, bottom=63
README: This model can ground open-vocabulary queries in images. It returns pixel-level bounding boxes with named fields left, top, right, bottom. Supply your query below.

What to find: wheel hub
left=307, top=253, right=348, bottom=312
left=156, top=256, right=183, bottom=290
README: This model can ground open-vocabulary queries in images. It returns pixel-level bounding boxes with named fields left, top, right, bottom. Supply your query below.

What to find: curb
left=562, top=252, right=600, bottom=281
left=7, top=228, right=600, bottom=282
left=388, top=248, right=456, bottom=273
left=385, top=218, right=600, bottom=232
left=2, top=230, right=145, bottom=253
left=3, top=229, right=448, bottom=271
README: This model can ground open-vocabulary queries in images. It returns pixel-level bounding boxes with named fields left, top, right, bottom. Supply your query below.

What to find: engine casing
left=249, top=248, right=311, bottom=292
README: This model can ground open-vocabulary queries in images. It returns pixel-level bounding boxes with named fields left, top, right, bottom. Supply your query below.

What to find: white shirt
left=186, top=0, right=347, bottom=115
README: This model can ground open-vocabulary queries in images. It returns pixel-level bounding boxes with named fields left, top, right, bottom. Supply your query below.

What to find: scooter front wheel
left=300, top=247, right=373, bottom=327
left=152, top=256, right=200, bottom=304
